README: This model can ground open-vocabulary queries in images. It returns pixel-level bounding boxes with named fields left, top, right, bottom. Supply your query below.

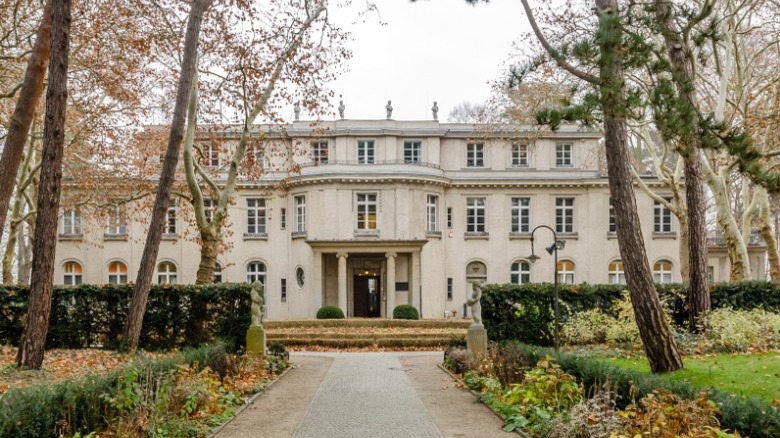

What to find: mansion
left=53, top=119, right=766, bottom=319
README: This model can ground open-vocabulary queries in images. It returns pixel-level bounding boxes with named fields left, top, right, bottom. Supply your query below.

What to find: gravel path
left=214, top=351, right=509, bottom=438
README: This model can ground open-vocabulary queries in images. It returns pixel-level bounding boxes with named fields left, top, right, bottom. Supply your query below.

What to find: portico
left=307, top=240, right=427, bottom=318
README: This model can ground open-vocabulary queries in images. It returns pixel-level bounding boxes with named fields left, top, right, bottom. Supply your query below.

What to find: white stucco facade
left=53, top=119, right=765, bottom=319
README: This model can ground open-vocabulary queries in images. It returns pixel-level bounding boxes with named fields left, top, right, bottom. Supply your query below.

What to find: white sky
left=307, top=0, right=529, bottom=121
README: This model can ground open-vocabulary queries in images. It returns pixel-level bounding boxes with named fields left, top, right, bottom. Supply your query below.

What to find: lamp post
left=527, top=225, right=565, bottom=352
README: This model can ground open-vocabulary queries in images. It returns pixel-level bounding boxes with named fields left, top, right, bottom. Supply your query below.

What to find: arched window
left=213, top=263, right=223, bottom=283
left=63, top=261, right=83, bottom=285
left=157, top=261, right=177, bottom=285
left=557, top=260, right=575, bottom=284
left=608, top=260, right=625, bottom=285
left=108, top=261, right=128, bottom=284
left=510, top=261, right=531, bottom=284
left=653, top=260, right=673, bottom=284
left=246, top=261, right=266, bottom=285
left=466, top=261, right=487, bottom=283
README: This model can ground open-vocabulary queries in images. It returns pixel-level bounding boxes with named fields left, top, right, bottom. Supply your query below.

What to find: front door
left=353, top=275, right=381, bottom=317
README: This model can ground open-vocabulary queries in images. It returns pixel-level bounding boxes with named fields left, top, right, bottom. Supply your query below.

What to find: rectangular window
left=447, top=207, right=453, bottom=228
left=106, top=205, right=126, bottom=235
left=204, top=143, right=219, bottom=167
left=466, top=143, right=484, bottom=167
left=447, top=278, right=453, bottom=301
left=281, top=278, right=287, bottom=302
left=555, top=198, right=574, bottom=233
left=357, top=140, right=375, bottom=164
left=165, top=205, right=176, bottom=234
left=294, top=195, right=306, bottom=233
left=310, top=141, right=328, bottom=164
left=245, top=142, right=265, bottom=169
left=356, top=193, right=378, bottom=231
left=654, top=198, right=673, bottom=232
left=203, top=199, right=216, bottom=223
left=62, top=210, right=82, bottom=235
left=511, top=143, right=528, bottom=167
left=556, top=143, right=573, bottom=167
left=404, top=141, right=421, bottom=164
left=426, top=195, right=439, bottom=232
left=608, top=198, right=616, bottom=233
left=246, top=198, right=266, bottom=234
left=511, top=197, right=530, bottom=233
left=280, top=208, right=287, bottom=230
left=466, top=197, right=486, bottom=233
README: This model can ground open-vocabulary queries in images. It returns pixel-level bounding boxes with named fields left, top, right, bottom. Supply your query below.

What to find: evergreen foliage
left=392, top=304, right=419, bottom=320
left=315, top=305, right=345, bottom=319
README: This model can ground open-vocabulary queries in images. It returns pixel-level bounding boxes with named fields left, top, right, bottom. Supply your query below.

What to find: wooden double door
left=353, top=275, right=381, bottom=317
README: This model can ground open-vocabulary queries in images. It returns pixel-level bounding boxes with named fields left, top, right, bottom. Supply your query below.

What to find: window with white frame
left=156, top=261, right=177, bottom=285
left=511, top=197, right=530, bottom=233
left=165, top=205, right=176, bottom=234
left=447, top=207, right=453, bottom=228
left=654, top=198, right=673, bottom=232
left=294, top=195, right=306, bottom=233
left=107, top=261, right=128, bottom=284
left=310, top=141, right=328, bottom=164
left=608, top=198, right=616, bottom=233
left=466, top=143, right=484, bottom=167
left=404, top=141, right=421, bottom=164
left=280, top=208, right=286, bottom=230
left=466, top=197, right=486, bottom=233
left=246, top=198, right=266, bottom=235
left=357, top=140, right=375, bottom=164
left=608, top=261, right=626, bottom=285
left=246, top=261, right=266, bottom=285
left=426, top=194, right=439, bottom=232
left=63, top=261, right=83, bottom=285
left=203, top=143, right=219, bottom=167
left=203, top=199, right=216, bottom=223
left=62, top=210, right=82, bottom=235
left=511, top=143, right=529, bottom=167
left=281, top=278, right=287, bottom=302
left=653, top=260, right=673, bottom=283
left=106, top=205, right=126, bottom=236
left=213, top=263, right=222, bottom=283
left=556, top=143, right=573, bottom=167
left=555, top=198, right=574, bottom=233
left=558, top=260, right=575, bottom=284
left=355, top=192, right=378, bottom=231
left=510, top=261, right=531, bottom=284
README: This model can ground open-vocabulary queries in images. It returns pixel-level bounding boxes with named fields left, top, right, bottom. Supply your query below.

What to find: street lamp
left=527, top=225, right=565, bottom=351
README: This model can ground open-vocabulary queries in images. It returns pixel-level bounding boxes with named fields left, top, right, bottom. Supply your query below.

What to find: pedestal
left=467, top=323, right=488, bottom=359
left=246, top=325, right=266, bottom=358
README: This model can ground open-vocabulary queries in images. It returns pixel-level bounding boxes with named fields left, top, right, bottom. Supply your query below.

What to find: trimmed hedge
left=481, top=281, right=780, bottom=346
left=316, top=305, right=345, bottom=319
left=504, top=342, right=780, bottom=438
left=0, top=283, right=251, bottom=351
left=392, top=304, right=419, bottom=320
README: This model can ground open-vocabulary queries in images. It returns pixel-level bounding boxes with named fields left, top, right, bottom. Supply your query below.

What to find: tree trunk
left=707, top=165, right=751, bottom=280
left=0, top=0, right=51, bottom=249
left=123, top=0, right=213, bottom=353
left=195, top=229, right=219, bottom=284
left=596, top=0, right=682, bottom=373
left=652, top=1, right=710, bottom=331
left=16, top=0, right=71, bottom=369
left=677, top=210, right=690, bottom=282
left=757, top=187, right=780, bottom=280
left=18, top=222, right=32, bottom=285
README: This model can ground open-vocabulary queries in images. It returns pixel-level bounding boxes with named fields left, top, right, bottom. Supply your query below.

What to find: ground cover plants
left=0, top=343, right=288, bottom=437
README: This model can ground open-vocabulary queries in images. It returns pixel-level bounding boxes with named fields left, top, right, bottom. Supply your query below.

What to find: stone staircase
left=265, top=318, right=472, bottom=350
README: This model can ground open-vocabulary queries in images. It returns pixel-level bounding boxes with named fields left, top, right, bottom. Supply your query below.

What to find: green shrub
left=704, top=308, right=780, bottom=352
left=392, top=304, right=419, bottom=320
left=316, top=306, right=345, bottom=319
left=562, top=309, right=612, bottom=345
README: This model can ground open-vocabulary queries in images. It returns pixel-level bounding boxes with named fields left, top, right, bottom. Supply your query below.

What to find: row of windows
left=59, top=196, right=674, bottom=238
left=470, top=259, right=675, bottom=286
left=60, top=260, right=269, bottom=286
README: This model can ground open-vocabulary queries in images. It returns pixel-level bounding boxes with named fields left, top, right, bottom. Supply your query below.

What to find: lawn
left=602, top=352, right=780, bottom=404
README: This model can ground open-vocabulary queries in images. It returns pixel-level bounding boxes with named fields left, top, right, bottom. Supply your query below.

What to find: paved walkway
left=215, top=351, right=508, bottom=438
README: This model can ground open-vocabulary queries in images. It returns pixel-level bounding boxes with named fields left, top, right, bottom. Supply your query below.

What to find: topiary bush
left=392, top=304, right=419, bottom=320
left=316, top=306, right=345, bottom=319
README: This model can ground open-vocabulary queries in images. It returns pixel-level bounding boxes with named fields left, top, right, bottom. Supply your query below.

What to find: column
left=337, top=252, right=348, bottom=315
left=411, top=250, right=421, bottom=315
left=385, top=252, right=397, bottom=317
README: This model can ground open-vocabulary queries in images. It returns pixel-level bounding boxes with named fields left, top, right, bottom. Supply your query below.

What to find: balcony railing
left=707, top=230, right=763, bottom=246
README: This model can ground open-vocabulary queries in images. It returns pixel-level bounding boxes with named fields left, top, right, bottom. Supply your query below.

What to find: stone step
left=272, top=337, right=457, bottom=348
left=267, top=331, right=466, bottom=340
left=264, top=318, right=472, bottom=329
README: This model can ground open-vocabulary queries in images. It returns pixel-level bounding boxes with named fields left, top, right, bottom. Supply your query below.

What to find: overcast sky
left=300, top=0, right=530, bottom=122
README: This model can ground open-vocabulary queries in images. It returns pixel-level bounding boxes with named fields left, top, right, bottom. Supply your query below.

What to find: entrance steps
left=264, top=318, right=472, bottom=350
